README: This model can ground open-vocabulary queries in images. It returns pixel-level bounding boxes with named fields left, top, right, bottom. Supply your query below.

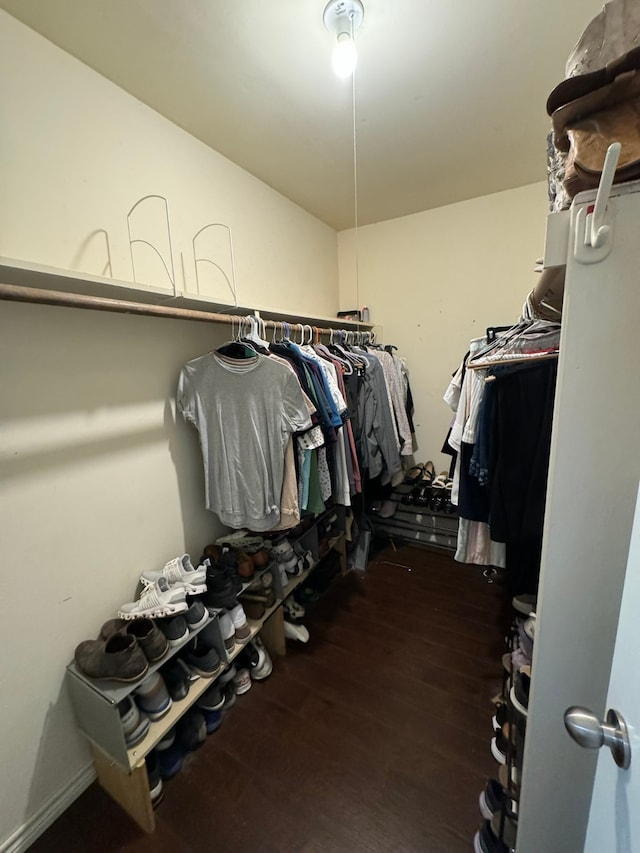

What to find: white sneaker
left=233, top=667, right=252, bottom=695
left=119, top=577, right=188, bottom=620
left=140, top=554, right=207, bottom=595
left=229, top=603, right=250, bottom=641
left=284, top=621, right=309, bottom=643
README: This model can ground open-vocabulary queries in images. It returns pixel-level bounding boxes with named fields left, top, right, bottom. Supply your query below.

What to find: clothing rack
left=0, top=282, right=372, bottom=339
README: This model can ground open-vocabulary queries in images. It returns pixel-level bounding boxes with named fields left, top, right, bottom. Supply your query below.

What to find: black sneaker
left=160, top=659, right=191, bottom=701
left=479, top=779, right=506, bottom=820
left=157, top=614, right=189, bottom=647
left=204, top=561, right=239, bottom=610
left=474, top=820, right=509, bottom=853
left=145, top=751, right=164, bottom=808
left=176, top=710, right=207, bottom=753
left=185, top=600, right=209, bottom=632
left=181, top=638, right=222, bottom=678
left=221, top=681, right=237, bottom=710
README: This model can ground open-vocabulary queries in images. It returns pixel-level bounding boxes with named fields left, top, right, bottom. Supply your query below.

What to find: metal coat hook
left=588, top=142, right=621, bottom=249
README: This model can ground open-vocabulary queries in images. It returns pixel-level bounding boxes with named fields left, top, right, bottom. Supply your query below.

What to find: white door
left=582, top=483, right=640, bottom=852
left=516, top=183, right=640, bottom=853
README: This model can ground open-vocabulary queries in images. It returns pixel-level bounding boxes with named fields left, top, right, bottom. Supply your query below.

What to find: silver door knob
left=564, top=706, right=631, bottom=769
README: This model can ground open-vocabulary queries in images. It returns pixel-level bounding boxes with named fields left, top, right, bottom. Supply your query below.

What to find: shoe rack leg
left=260, top=605, right=286, bottom=657
left=90, top=743, right=155, bottom=833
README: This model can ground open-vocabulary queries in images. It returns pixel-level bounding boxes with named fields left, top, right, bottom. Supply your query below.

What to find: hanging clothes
left=177, top=351, right=312, bottom=531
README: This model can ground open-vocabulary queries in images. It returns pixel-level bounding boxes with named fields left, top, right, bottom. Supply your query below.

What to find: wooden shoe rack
left=66, top=507, right=347, bottom=831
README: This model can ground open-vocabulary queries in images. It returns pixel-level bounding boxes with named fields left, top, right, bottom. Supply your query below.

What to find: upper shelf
left=0, top=256, right=374, bottom=330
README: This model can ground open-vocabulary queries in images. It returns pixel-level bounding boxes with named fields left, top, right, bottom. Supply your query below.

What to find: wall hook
left=588, top=142, right=621, bottom=249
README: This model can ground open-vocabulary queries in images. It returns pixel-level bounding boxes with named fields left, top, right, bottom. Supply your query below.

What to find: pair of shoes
left=273, top=539, right=304, bottom=577
left=233, top=668, right=252, bottom=695
left=217, top=667, right=238, bottom=710
left=100, top=618, right=169, bottom=663
left=75, top=633, right=149, bottom=683
left=118, top=577, right=190, bottom=621
left=154, top=729, right=183, bottom=780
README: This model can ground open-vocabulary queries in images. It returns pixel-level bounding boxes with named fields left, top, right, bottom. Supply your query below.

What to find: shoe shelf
left=66, top=512, right=347, bottom=833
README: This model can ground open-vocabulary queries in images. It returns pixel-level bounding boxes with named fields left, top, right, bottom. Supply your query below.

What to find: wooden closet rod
left=0, top=282, right=359, bottom=336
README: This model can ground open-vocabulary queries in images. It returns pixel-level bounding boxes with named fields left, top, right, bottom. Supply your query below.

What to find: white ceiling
left=1, top=0, right=604, bottom=230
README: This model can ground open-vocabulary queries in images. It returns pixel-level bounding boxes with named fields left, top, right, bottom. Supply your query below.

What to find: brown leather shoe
left=75, top=633, right=149, bottom=682
left=99, top=617, right=169, bottom=663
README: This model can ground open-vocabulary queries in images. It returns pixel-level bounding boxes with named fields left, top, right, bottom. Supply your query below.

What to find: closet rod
left=0, top=283, right=356, bottom=336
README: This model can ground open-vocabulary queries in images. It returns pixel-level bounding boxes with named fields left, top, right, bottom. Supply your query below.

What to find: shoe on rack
left=222, top=681, right=237, bottom=710
left=197, top=683, right=225, bottom=712
left=283, top=595, right=305, bottom=623
left=160, top=659, right=191, bottom=702
left=512, top=593, right=537, bottom=616
left=203, top=561, right=239, bottom=611
left=75, top=633, right=149, bottom=683
left=523, top=615, right=536, bottom=642
left=156, top=614, right=190, bottom=647
left=272, top=540, right=299, bottom=574
left=134, top=672, right=172, bottom=721
left=233, top=667, right=252, bottom=695
left=510, top=670, right=530, bottom=717
left=185, top=600, right=209, bottom=632
left=118, top=695, right=150, bottom=748
left=492, top=702, right=508, bottom=733
left=249, top=635, right=273, bottom=680
left=229, top=603, right=251, bottom=641
left=176, top=710, right=207, bottom=753
left=140, top=554, right=207, bottom=595
left=100, top=617, right=169, bottom=664
left=181, top=637, right=222, bottom=678
left=490, top=807, right=518, bottom=850
left=155, top=730, right=183, bottom=780
left=200, top=707, right=223, bottom=734
left=479, top=779, right=507, bottom=821
left=118, top=578, right=188, bottom=621
left=473, top=819, right=509, bottom=853
left=284, top=621, right=310, bottom=643
left=145, top=751, right=164, bottom=808
left=219, top=664, right=237, bottom=686
left=218, top=610, right=236, bottom=652
left=490, top=729, right=510, bottom=766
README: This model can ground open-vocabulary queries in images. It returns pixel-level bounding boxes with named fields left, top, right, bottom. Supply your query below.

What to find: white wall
left=0, top=12, right=339, bottom=850
left=338, top=182, right=549, bottom=465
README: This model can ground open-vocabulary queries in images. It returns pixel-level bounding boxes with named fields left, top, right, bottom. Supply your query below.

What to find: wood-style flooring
left=31, top=543, right=509, bottom=853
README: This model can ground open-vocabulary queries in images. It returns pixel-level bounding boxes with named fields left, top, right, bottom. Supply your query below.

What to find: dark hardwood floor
left=31, top=543, right=508, bottom=853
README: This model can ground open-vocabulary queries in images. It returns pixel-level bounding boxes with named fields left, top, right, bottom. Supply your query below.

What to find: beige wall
left=0, top=13, right=339, bottom=850
left=338, top=182, right=549, bottom=468
left=0, top=11, right=338, bottom=317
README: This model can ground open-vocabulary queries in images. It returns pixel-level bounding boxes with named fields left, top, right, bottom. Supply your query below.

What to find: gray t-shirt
left=177, top=352, right=312, bottom=530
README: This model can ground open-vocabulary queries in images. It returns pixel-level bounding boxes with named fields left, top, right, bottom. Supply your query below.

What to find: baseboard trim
left=1, top=763, right=96, bottom=853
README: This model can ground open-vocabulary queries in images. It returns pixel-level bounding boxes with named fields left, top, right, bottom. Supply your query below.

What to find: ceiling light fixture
left=323, top=0, right=364, bottom=79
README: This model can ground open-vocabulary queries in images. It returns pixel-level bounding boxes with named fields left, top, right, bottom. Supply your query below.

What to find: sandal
left=403, top=463, right=425, bottom=485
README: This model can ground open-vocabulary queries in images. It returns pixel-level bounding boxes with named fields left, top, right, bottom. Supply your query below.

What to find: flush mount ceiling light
left=323, top=0, right=364, bottom=79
